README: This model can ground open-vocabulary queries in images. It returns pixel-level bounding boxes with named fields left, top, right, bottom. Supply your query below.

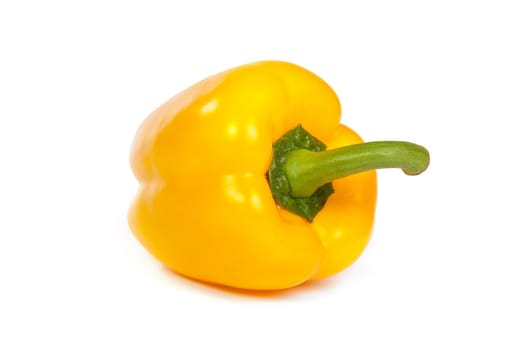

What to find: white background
left=1, top=0, right=524, bottom=349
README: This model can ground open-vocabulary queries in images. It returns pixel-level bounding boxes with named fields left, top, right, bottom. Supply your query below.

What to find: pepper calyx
left=268, top=125, right=334, bottom=222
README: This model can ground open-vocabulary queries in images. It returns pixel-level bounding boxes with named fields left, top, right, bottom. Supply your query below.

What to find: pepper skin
left=129, top=61, right=379, bottom=290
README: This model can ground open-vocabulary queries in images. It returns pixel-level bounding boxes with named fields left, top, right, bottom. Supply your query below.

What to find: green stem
left=285, top=141, right=430, bottom=197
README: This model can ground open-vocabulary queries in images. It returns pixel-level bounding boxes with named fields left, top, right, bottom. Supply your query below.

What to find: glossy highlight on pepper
left=128, top=61, right=429, bottom=290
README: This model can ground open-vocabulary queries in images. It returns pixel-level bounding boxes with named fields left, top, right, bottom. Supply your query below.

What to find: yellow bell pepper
left=128, top=61, right=429, bottom=290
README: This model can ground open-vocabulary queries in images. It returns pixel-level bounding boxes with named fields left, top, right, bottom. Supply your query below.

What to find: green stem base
left=268, top=125, right=334, bottom=222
